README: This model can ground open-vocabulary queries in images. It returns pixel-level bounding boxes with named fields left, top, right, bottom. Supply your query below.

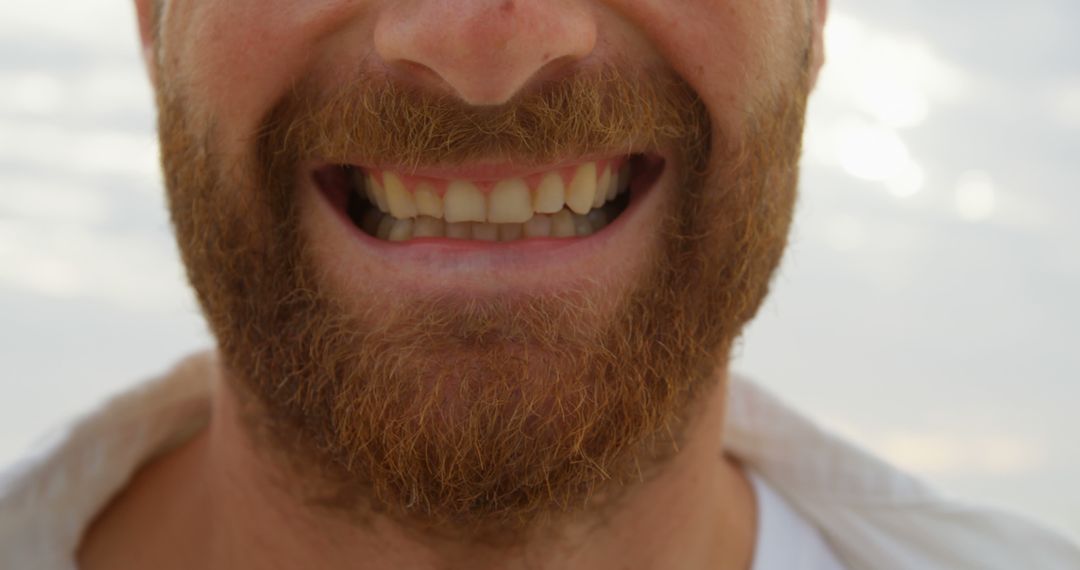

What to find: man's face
left=144, top=0, right=821, bottom=536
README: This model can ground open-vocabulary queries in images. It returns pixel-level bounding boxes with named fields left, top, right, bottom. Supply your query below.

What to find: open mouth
left=312, top=154, right=663, bottom=243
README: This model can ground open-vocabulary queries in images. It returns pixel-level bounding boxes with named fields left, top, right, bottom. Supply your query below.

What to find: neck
left=81, top=365, right=757, bottom=570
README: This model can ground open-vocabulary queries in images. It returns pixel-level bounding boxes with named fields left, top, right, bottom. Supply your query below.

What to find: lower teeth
left=364, top=208, right=612, bottom=242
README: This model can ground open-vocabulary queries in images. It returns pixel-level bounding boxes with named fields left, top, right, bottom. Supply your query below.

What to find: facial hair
left=156, top=61, right=808, bottom=538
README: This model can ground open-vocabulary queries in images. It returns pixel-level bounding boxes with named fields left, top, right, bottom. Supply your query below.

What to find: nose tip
left=374, top=0, right=598, bottom=106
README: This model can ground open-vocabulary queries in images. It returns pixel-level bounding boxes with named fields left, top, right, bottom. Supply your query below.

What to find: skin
left=80, top=0, right=827, bottom=568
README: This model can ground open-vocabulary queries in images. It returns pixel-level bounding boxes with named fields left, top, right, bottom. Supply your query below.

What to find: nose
left=374, top=0, right=598, bottom=106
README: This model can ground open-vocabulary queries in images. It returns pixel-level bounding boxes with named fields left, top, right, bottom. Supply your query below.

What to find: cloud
left=0, top=220, right=189, bottom=311
left=804, top=11, right=973, bottom=205
left=1050, top=78, right=1080, bottom=128
left=819, top=12, right=971, bottom=129
left=878, top=431, right=1047, bottom=477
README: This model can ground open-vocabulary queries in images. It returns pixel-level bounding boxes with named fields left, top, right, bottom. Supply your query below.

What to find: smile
left=301, top=151, right=672, bottom=292
left=312, top=154, right=663, bottom=244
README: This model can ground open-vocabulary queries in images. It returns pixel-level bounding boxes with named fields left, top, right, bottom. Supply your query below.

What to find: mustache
left=256, top=65, right=711, bottom=174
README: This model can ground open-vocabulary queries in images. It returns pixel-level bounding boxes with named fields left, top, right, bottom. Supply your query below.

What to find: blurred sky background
left=2, top=0, right=1077, bottom=543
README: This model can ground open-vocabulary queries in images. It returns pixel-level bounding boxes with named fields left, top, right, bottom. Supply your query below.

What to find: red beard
left=157, top=64, right=807, bottom=538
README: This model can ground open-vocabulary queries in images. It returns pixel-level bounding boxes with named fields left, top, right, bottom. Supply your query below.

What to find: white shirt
left=750, top=472, right=845, bottom=570
left=1, top=351, right=1077, bottom=570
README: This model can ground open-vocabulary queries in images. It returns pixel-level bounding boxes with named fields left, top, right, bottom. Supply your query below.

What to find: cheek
left=609, top=0, right=803, bottom=135
left=163, top=1, right=367, bottom=155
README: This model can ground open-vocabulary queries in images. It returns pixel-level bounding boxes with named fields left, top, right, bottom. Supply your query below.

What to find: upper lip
left=322, top=152, right=646, bottom=181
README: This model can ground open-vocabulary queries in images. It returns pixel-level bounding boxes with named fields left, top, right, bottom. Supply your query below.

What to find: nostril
left=532, top=54, right=585, bottom=85
left=383, top=59, right=452, bottom=97
left=372, top=0, right=597, bottom=106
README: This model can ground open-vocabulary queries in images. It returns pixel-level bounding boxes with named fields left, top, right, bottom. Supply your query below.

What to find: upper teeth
left=358, top=160, right=630, bottom=224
